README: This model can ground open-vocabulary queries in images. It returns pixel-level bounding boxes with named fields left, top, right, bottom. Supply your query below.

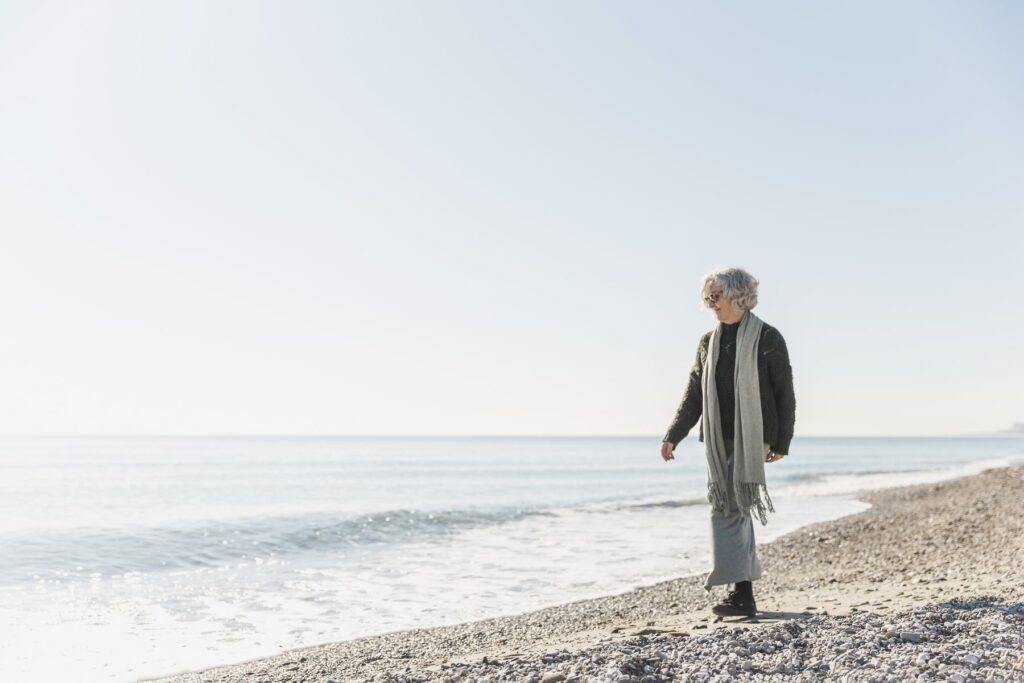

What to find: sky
left=1, top=1, right=1021, bottom=437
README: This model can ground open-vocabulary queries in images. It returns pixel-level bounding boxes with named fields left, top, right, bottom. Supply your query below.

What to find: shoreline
left=149, top=462, right=1024, bottom=683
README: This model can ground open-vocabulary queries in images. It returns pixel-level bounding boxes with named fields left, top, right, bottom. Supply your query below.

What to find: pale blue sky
left=1, top=1, right=1021, bottom=436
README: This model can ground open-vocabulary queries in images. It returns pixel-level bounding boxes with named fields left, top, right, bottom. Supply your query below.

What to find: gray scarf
left=701, top=309, right=775, bottom=525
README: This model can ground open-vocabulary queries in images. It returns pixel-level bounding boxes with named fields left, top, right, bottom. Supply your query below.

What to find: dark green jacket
left=663, top=323, right=796, bottom=455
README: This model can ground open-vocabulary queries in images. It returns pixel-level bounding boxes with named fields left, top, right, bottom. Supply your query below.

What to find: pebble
left=340, top=598, right=1024, bottom=682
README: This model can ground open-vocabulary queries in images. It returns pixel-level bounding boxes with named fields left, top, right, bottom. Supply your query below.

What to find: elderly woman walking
left=660, top=267, right=796, bottom=617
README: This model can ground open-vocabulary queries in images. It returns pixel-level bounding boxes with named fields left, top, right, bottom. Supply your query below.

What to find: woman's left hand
left=765, top=451, right=785, bottom=463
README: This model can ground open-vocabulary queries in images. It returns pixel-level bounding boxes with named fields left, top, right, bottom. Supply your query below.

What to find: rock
left=900, top=632, right=923, bottom=643
left=540, top=673, right=566, bottom=683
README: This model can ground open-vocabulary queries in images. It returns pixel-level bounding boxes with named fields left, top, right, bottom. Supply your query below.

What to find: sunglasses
left=703, top=291, right=725, bottom=307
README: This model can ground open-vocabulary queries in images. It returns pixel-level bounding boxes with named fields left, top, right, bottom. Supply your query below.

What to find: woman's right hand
left=660, top=441, right=675, bottom=462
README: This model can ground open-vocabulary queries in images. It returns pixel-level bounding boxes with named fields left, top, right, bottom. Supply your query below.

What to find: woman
left=660, top=267, right=796, bottom=617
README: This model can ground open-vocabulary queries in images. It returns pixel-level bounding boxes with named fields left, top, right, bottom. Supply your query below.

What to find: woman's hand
left=765, top=451, right=786, bottom=463
left=660, top=441, right=675, bottom=462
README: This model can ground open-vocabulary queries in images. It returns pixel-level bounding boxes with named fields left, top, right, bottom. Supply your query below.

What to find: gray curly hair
left=698, top=267, right=760, bottom=312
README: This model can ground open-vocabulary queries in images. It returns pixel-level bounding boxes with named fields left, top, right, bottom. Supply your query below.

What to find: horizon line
left=0, top=432, right=1018, bottom=439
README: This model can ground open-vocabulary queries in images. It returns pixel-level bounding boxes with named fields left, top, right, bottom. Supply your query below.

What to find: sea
left=1, top=434, right=1021, bottom=682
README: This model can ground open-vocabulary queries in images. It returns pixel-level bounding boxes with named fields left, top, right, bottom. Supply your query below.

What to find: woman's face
left=705, top=283, right=742, bottom=323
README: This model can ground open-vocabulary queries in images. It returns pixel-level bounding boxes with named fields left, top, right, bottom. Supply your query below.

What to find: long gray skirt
left=703, top=437, right=769, bottom=592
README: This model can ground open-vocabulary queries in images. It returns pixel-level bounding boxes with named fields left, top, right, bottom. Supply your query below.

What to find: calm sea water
left=1, top=435, right=1021, bottom=682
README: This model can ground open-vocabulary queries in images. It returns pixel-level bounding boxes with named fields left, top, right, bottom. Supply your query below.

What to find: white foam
left=771, top=454, right=1024, bottom=498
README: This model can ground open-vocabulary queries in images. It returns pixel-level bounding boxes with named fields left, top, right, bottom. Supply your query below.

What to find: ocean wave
left=769, top=454, right=1024, bottom=498
left=615, top=497, right=708, bottom=510
left=609, top=454, right=1024, bottom=512
left=0, top=506, right=554, bottom=585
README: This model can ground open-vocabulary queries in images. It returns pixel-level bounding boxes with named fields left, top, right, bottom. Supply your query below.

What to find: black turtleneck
left=715, top=319, right=742, bottom=440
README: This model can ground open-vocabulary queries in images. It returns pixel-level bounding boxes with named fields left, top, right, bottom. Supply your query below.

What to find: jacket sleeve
left=662, top=335, right=706, bottom=449
left=766, top=328, right=796, bottom=455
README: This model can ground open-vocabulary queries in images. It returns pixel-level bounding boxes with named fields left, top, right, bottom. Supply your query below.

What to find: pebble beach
left=149, top=463, right=1024, bottom=683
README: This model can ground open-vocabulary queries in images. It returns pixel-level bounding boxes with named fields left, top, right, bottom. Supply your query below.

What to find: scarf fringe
left=707, top=481, right=775, bottom=526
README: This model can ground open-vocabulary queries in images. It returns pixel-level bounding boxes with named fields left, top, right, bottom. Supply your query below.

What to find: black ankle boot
left=712, top=580, right=757, bottom=617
